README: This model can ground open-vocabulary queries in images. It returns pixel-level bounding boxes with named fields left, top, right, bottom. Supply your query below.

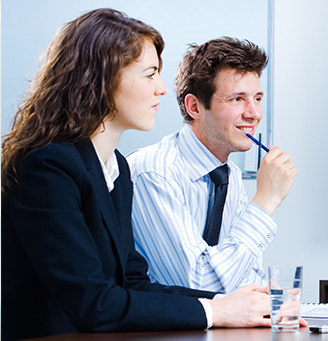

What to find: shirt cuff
left=198, top=298, right=213, bottom=329
left=213, top=293, right=225, bottom=300
left=230, top=202, right=277, bottom=257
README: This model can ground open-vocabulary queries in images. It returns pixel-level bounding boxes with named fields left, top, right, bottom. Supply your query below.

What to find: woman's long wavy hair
left=1, top=8, right=164, bottom=196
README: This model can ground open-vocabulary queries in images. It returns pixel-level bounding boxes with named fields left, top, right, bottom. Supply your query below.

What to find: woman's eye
left=147, top=73, right=156, bottom=79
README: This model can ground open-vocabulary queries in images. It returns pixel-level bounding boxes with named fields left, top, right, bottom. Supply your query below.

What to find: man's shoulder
left=226, top=159, right=246, bottom=192
left=127, top=132, right=181, bottom=178
left=227, top=159, right=242, bottom=175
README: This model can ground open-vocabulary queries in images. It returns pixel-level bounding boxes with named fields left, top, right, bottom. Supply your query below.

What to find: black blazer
left=1, top=139, right=215, bottom=341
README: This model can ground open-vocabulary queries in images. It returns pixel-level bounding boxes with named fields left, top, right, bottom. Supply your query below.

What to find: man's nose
left=244, top=99, right=262, bottom=120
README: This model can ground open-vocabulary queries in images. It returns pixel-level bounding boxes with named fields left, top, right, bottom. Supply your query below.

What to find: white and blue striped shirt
left=127, top=124, right=277, bottom=294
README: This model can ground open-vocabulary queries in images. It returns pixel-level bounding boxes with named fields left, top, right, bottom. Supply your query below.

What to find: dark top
left=1, top=139, right=215, bottom=341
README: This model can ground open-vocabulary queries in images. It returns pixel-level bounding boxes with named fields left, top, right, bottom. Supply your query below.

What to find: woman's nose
left=156, top=76, right=168, bottom=96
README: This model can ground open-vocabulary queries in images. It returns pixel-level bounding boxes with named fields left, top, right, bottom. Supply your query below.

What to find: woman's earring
left=101, top=121, right=106, bottom=133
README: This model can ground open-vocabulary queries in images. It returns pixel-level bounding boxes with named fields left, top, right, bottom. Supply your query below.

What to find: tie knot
left=209, top=164, right=229, bottom=186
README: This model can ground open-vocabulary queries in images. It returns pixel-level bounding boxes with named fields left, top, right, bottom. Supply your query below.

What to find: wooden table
left=20, top=325, right=328, bottom=341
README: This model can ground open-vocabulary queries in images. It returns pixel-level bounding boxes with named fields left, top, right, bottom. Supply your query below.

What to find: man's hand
left=209, top=284, right=271, bottom=328
left=252, top=146, right=297, bottom=215
left=209, top=284, right=309, bottom=328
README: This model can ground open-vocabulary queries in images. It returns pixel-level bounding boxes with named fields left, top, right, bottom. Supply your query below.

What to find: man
left=127, top=37, right=297, bottom=294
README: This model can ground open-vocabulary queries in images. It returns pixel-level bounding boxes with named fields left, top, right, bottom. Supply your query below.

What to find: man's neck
left=189, top=123, right=229, bottom=164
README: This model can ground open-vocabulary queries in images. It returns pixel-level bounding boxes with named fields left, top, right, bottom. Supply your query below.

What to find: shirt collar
left=178, top=124, right=227, bottom=182
left=95, top=150, right=119, bottom=192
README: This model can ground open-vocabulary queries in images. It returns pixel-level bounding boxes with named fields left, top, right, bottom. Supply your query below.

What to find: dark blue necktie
left=203, top=164, right=229, bottom=246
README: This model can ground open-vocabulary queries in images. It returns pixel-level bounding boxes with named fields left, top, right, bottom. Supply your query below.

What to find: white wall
left=256, top=0, right=328, bottom=303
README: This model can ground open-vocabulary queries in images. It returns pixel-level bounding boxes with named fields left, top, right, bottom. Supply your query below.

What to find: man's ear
left=184, top=94, right=202, bottom=120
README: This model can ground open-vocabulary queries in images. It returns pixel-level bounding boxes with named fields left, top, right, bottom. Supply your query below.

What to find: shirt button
left=259, top=244, right=264, bottom=250
left=267, top=234, right=272, bottom=240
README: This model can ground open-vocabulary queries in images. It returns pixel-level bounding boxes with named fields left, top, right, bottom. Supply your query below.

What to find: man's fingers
left=256, top=317, right=271, bottom=327
left=253, top=285, right=269, bottom=294
left=299, top=317, right=308, bottom=327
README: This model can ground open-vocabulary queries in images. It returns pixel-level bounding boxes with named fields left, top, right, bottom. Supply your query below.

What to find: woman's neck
left=91, top=120, right=123, bottom=165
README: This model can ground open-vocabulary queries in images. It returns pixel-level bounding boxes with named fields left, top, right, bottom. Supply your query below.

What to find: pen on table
left=245, top=133, right=269, bottom=153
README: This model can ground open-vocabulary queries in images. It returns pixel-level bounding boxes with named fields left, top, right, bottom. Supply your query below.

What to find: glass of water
left=268, top=265, right=303, bottom=332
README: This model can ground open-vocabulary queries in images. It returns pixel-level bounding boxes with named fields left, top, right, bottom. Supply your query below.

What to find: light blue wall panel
left=2, top=0, right=271, bottom=174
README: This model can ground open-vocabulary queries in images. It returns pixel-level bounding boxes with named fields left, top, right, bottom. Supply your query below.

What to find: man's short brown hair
left=175, top=36, right=268, bottom=123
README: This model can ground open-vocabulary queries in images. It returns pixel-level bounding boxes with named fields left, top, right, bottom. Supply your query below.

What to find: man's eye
left=232, top=97, right=242, bottom=102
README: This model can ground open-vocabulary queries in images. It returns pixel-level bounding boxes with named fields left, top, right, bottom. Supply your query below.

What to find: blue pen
left=245, top=133, right=269, bottom=153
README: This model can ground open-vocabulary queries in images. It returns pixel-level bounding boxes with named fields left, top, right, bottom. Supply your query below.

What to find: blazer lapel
left=109, top=153, right=134, bottom=252
left=75, top=140, right=126, bottom=270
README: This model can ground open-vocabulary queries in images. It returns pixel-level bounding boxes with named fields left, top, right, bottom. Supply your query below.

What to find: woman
left=1, top=8, right=217, bottom=340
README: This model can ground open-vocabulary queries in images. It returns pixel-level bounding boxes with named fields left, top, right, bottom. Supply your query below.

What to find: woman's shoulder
left=3, top=141, right=89, bottom=200
left=25, top=141, right=79, bottom=163
left=21, top=141, right=89, bottom=180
